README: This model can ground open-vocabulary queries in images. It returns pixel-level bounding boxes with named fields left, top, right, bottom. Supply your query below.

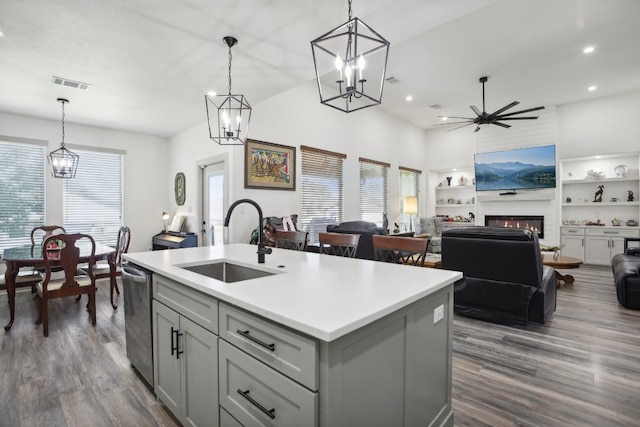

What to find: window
left=359, top=158, right=389, bottom=227
left=300, top=145, right=345, bottom=245
left=63, top=148, right=124, bottom=246
left=399, top=167, right=421, bottom=230
left=0, top=137, right=46, bottom=252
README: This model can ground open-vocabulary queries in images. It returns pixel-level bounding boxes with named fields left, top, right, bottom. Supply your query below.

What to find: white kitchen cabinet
left=153, top=275, right=219, bottom=427
left=584, top=228, right=640, bottom=265
left=560, top=227, right=584, bottom=259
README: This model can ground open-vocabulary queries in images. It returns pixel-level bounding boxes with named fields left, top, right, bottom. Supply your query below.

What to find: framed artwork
left=245, top=139, right=296, bottom=190
left=175, top=172, right=186, bottom=205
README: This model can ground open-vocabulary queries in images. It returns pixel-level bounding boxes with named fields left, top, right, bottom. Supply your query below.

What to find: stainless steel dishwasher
left=122, top=263, right=154, bottom=388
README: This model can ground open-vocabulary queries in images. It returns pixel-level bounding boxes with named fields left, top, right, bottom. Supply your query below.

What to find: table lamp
left=162, top=211, right=170, bottom=232
left=403, top=196, right=418, bottom=232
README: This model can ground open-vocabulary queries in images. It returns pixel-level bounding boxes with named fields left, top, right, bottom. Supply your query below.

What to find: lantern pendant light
left=311, top=0, right=390, bottom=113
left=48, top=98, right=79, bottom=178
left=205, top=36, right=252, bottom=145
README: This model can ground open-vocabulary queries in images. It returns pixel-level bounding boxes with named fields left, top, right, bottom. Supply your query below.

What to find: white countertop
left=123, top=244, right=461, bottom=342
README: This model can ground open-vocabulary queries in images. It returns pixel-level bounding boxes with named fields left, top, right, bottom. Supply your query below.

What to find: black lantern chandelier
left=48, top=98, right=79, bottom=178
left=205, top=36, right=252, bottom=145
left=311, top=0, right=390, bottom=113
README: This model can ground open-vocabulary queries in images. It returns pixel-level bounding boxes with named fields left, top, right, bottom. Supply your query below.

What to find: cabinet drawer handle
left=604, top=231, right=619, bottom=235
left=176, top=330, right=184, bottom=360
left=170, top=327, right=184, bottom=359
left=568, top=230, right=578, bottom=233
left=237, top=389, right=276, bottom=419
left=171, top=326, right=177, bottom=356
left=237, top=329, right=275, bottom=351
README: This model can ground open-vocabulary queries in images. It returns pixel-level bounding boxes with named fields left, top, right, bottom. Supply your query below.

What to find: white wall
left=169, top=80, right=431, bottom=243
left=0, top=111, right=169, bottom=252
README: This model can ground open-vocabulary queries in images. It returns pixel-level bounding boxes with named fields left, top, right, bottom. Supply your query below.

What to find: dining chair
left=318, top=232, right=360, bottom=258
left=275, top=230, right=308, bottom=251
left=30, top=225, right=66, bottom=246
left=79, top=226, right=130, bottom=309
left=372, top=235, right=429, bottom=266
left=34, top=233, right=97, bottom=337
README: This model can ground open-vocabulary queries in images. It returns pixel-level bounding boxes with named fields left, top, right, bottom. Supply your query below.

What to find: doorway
left=200, top=157, right=227, bottom=246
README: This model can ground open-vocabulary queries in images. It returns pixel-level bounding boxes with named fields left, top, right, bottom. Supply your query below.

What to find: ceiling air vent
left=51, top=76, right=91, bottom=91
left=429, top=104, right=443, bottom=110
left=385, top=76, right=400, bottom=84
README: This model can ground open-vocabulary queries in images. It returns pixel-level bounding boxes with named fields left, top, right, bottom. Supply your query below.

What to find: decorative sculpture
left=629, top=190, right=635, bottom=202
left=593, top=185, right=604, bottom=202
left=446, top=176, right=452, bottom=186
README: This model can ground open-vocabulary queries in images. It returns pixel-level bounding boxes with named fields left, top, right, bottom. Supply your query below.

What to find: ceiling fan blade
left=497, top=116, right=540, bottom=121
left=498, top=106, right=545, bottom=118
left=438, top=115, right=476, bottom=120
left=432, top=120, right=474, bottom=126
left=492, top=121, right=511, bottom=129
left=491, top=101, right=520, bottom=116
left=470, top=105, right=482, bottom=116
left=447, top=122, right=476, bottom=132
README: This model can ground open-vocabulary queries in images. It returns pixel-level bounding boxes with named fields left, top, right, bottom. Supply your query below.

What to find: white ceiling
left=1, top=0, right=639, bottom=138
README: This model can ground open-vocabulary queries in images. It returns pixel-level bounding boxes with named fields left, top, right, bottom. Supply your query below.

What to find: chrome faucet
left=224, top=198, right=272, bottom=263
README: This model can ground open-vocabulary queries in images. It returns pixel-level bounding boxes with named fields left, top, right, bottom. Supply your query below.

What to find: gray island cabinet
left=124, top=244, right=461, bottom=427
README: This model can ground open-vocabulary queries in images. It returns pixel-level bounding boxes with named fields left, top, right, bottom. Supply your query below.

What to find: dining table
left=2, top=242, right=116, bottom=331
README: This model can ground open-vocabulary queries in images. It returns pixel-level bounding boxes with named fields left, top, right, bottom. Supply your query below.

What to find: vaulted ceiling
left=1, top=0, right=639, bottom=138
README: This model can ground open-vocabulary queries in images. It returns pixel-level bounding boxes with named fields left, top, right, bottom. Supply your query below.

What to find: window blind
left=399, top=167, right=421, bottom=229
left=0, top=139, right=46, bottom=252
left=359, top=158, right=389, bottom=227
left=300, top=145, right=345, bottom=245
left=63, top=149, right=124, bottom=246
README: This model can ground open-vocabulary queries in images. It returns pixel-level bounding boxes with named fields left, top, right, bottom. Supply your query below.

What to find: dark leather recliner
left=611, top=247, right=640, bottom=309
left=326, top=221, right=387, bottom=260
left=442, top=226, right=556, bottom=325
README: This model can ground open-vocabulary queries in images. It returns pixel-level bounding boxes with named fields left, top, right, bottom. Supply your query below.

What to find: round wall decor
left=175, top=172, right=185, bottom=205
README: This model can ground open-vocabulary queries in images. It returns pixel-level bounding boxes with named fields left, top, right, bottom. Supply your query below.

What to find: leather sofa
left=442, top=226, right=556, bottom=325
left=611, top=247, right=640, bottom=309
left=326, top=221, right=387, bottom=260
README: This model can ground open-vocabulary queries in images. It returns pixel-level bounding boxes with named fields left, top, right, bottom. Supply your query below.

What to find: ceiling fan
left=436, top=76, right=545, bottom=132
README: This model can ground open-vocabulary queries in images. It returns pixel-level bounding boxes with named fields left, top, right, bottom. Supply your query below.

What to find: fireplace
left=484, top=215, right=544, bottom=239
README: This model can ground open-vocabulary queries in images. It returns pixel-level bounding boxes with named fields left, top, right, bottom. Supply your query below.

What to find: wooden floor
left=1, top=266, right=639, bottom=426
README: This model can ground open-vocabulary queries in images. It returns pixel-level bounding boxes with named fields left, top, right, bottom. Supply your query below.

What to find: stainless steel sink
left=180, top=261, right=276, bottom=283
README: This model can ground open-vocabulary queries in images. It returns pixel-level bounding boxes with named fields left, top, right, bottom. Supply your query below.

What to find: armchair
left=419, top=217, right=443, bottom=253
left=442, top=226, right=556, bottom=325
left=611, top=246, right=640, bottom=309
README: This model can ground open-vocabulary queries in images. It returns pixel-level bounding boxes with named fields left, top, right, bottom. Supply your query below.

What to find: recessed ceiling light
left=594, top=155, right=602, bottom=159
left=207, top=91, right=216, bottom=97
left=441, top=117, right=448, bottom=121
left=0, top=30, right=4, bottom=37
left=588, top=85, right=597, bottom=92
left=583, top=46, right=595, bottom=54
left=405, top=95, right=413, bottom=102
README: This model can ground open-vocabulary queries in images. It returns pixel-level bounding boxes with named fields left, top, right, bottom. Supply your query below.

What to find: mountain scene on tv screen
left=475, top=161, right=556, bottom=190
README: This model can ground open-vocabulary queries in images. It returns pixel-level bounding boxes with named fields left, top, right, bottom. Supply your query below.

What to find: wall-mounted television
left=474, top=144, right=556, bottom=192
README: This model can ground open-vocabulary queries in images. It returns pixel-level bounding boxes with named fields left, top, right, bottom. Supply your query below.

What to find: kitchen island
left=124, top=244, right=461, bottom=427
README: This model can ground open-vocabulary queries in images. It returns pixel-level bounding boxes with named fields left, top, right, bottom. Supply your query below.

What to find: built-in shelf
left=563, top=177, right=638, bottom=184
left=435, top=185, right=475, bottom=191
left=435, top=204, right=476, bottom=208
left=563, top=202, right=639, bottom=207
